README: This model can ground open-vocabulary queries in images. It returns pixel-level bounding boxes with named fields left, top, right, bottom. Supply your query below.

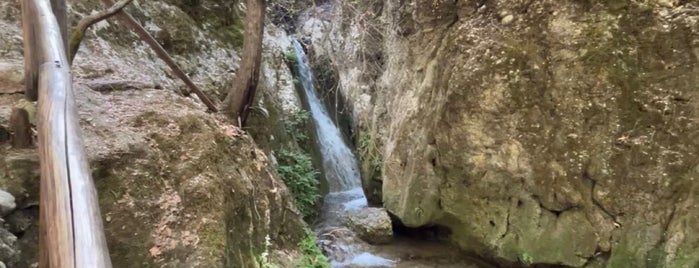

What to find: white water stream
left=292, top=38, right=396, bottom=267
left=291, top=37, right=490, bottom=268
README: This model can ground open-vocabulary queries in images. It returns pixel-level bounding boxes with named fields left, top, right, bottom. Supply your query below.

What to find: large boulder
left=303, top=0, right=699, bottom=267
left=347, top=207, right=393, bottom=245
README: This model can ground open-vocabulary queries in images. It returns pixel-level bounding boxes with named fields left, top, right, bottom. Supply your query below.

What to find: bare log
left=21, top=0, right=112, bottom=267
left=99, top=0, right=218, bottom=112
left=223, top=0, right=266, bottom=126
left=10, top=108, right=32, bottom=148
left=69, top=0, right=134, bottom=64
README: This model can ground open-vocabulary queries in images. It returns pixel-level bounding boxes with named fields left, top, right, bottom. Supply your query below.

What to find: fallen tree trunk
left=20, top=0, right=112, bottom=267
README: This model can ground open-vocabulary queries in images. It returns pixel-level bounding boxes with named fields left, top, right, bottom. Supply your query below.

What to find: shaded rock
left=0, top=124, right=8, bottom=144
left=0, top=228, right=18, bottom=266
left=347, top=207, right=393, bottom=244
left=5, top=207, right=36, bottom=234
left=1, top=151, right=40, bottom=208
left=0, top=190, right=15, bottom=216
left=85, top=79, right=157, bottom=92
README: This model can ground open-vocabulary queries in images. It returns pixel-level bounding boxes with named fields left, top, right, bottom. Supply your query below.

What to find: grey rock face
left=0, top=228, right=18, bottom=266
left=347, top=207, right=393, bottom=244
left=302, top=0, right=699, bottom=266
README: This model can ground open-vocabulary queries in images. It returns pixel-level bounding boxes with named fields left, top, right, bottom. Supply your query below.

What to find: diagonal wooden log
left=99, top=0, right=218, bottom=112
left=21, top=0, right=112, bottom=267
left=69, top=0, right=135, bottom=64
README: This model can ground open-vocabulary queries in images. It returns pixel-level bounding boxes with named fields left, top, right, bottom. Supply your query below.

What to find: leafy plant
left=359, top=132, right=382, bottom=173
left=258, top=235, right=278, bottom=268
left=520, top=252, right=534, bottom=265
left=284, top=110, right=310, bottom=142
left=295, top=229, right=330, bottom=268
left=276, top=149, right=320, bottom=218
left=284, top=46, right=299, bottom=66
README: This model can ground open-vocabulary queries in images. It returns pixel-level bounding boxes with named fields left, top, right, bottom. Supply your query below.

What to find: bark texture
left=223, top=0, right=266, bottom=126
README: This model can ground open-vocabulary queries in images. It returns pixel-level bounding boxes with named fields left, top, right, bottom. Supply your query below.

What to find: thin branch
left=69, top=0, right=134, bottom=64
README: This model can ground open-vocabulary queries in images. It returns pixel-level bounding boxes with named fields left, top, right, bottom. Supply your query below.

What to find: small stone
left=0, top=191, right=16, bottom=217
left=347, top=207, right=393, bottom=244
left=501, top=15, right=515, bottom=25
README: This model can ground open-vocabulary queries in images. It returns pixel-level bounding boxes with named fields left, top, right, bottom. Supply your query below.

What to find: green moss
left=177, top=113, right=207, bottom=133
left=94, top=159, right=159, bottom=268
left=220, top=21, right=245, bottom=50
left=201, top=222, right=226, bottom=250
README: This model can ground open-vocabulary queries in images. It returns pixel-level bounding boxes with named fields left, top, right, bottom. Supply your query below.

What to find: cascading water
left=291, top=38, right=368, bottom=213
left=291, top=39, right=362, bottom=193
left=290, top=37, right=490, bottom=268
left=291, top=38, right=395, bottom=267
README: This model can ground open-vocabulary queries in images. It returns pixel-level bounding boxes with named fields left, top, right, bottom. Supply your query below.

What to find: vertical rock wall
left=302, top=0, right=699, bottom=266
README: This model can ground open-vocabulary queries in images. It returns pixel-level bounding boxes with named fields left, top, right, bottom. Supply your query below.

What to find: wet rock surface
left=347, top=207, right=393, bottom=245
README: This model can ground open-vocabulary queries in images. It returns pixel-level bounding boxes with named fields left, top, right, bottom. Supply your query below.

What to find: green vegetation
left=284, top=46, right=299, bottom=67
left=295, top=229, right=330, bottom=268
left=275, top=108, right=322, bottom=221
left=519, top=252, right=534, bottom=265
left=258, top=235, right=278, bottom=268
left=284, top=110, right=310, bottom=142
left=359, top=131, right=382, bottom=174
left=276, top=149, right=320, bottom=218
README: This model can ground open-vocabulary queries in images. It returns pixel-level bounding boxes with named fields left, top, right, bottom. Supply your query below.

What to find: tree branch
left=69, top=0, right=134, bottom=64
left=99, top=0, right=219, bottom=112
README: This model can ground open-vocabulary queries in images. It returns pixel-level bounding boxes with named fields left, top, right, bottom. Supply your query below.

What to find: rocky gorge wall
left=0, top=0, right=308, bottom=267
left=301, top=0, right=699, bottom=267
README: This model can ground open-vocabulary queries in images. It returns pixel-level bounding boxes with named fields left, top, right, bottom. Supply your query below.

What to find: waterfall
left=293, top=38, right=392, bottom=267
left=291, top=38, right=363, bottom=193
